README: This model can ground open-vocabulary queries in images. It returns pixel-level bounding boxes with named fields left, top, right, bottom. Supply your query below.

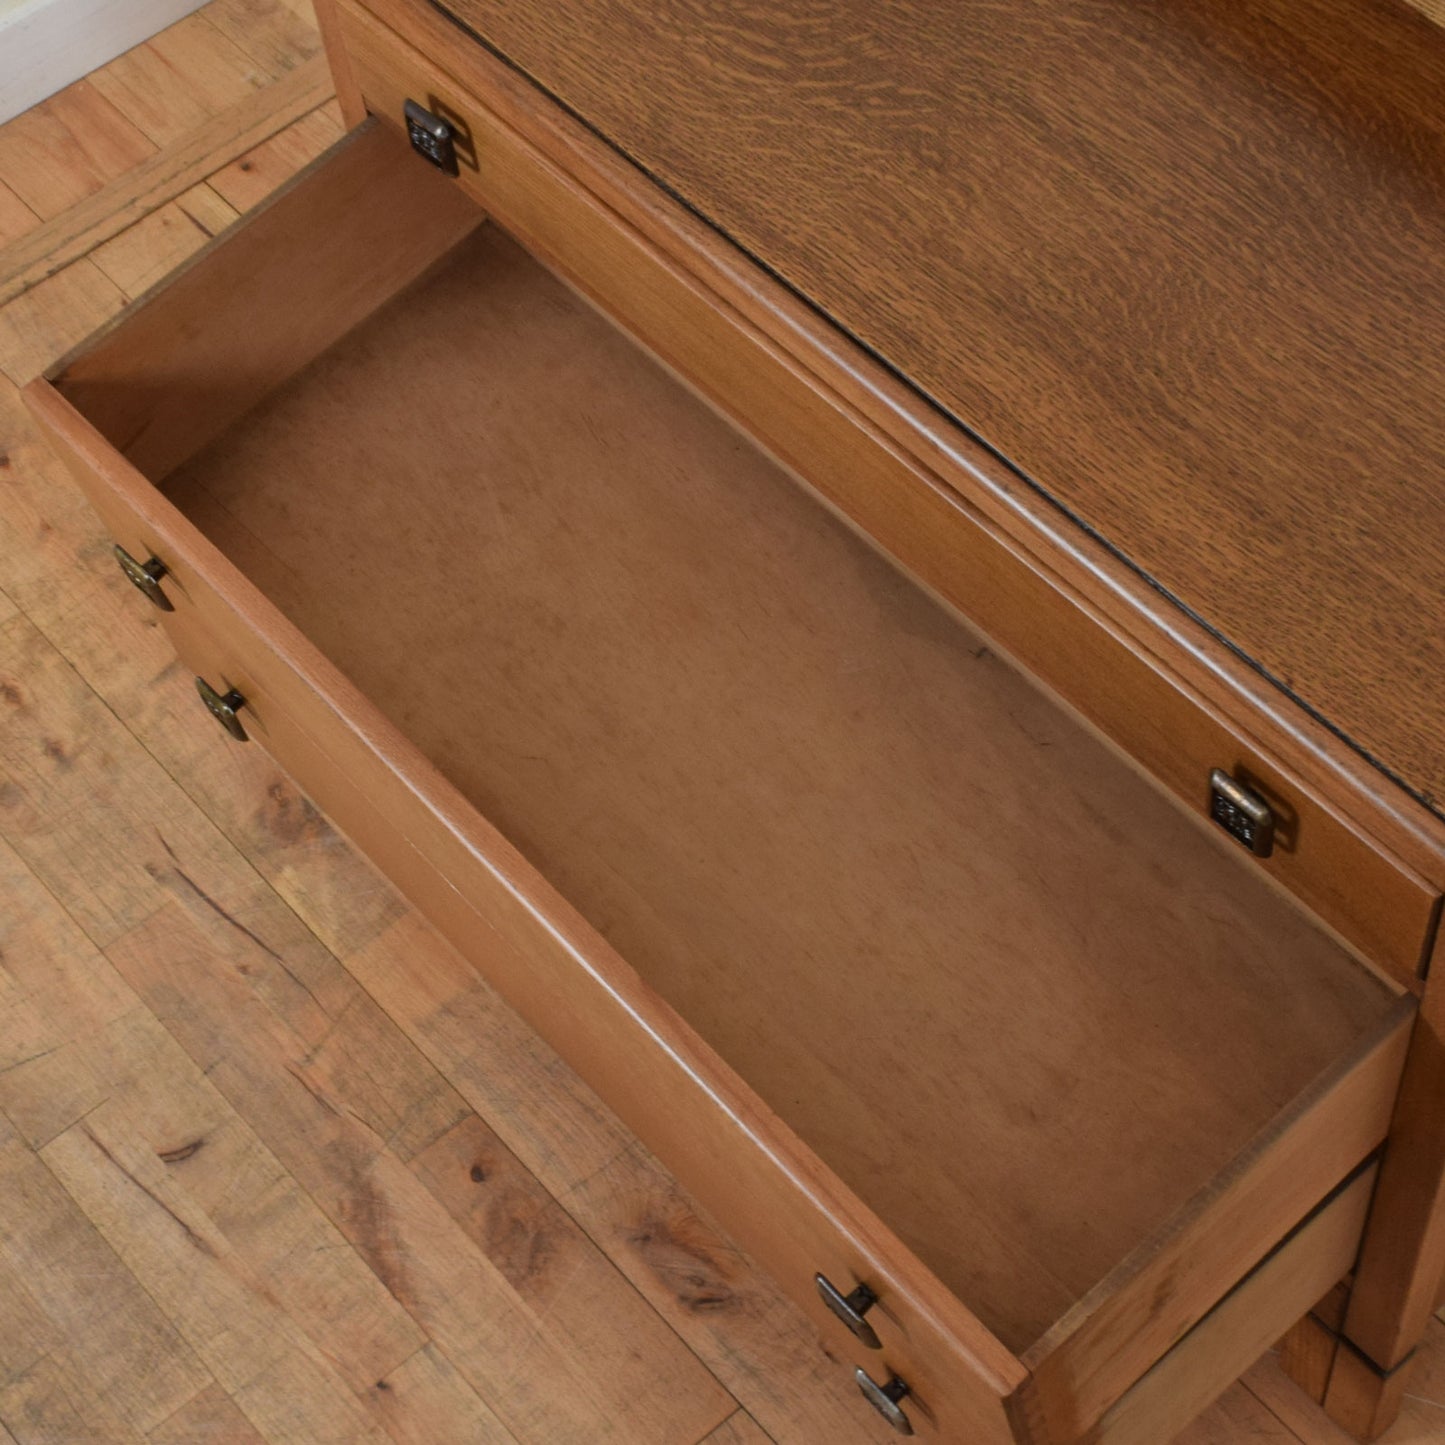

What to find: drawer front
left=335, top=0, right=1441, bottom=982
left=25, top=388, right=1027, bottom=1442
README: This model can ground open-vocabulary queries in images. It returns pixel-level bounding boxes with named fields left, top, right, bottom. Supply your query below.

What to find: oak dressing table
left=22, top=1, right=1445, bottom=1439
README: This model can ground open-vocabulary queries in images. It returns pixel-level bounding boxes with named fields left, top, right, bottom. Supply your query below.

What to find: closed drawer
left=24, top=119, right=1416, bottom=1443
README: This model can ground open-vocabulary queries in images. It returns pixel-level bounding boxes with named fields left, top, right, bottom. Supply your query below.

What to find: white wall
left=0, top=0, right=209, bottom=126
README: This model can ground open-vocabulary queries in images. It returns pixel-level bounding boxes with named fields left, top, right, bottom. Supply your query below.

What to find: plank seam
left=0, top=52, right=334, bottom=307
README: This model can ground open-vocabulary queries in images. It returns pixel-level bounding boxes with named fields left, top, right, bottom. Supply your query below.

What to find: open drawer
left=23, top=121, right=1416, bottom=1443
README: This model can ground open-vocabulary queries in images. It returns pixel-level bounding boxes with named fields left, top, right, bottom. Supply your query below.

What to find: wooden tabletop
left=434, top=0, right=1445, bottom=824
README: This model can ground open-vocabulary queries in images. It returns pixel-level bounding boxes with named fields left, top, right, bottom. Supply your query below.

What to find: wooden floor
left=0, top=3, right=1443, bottom=1442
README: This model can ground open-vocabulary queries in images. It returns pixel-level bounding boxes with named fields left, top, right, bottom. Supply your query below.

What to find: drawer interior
left=52, top=131, right=1398, bottom=1359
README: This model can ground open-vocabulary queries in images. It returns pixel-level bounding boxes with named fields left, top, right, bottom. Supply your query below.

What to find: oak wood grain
left=427, top=0, right=1445, bottom=829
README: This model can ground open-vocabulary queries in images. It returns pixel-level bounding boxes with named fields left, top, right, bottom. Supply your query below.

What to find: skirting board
left=0, top=0, right=210, bottom=125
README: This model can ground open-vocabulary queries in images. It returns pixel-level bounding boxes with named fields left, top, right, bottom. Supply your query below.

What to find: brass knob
left=816, top=1273, right=882, bottom=1348
left=114, top=543, right=173, bottom=611
left=195, top=677, right=248, bottom=741
left=855, top=1368, right=913, bottom=1435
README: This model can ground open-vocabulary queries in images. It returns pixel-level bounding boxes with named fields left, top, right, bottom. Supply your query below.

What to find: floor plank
left=0, top=260, right=125, bottom=384
left=1174, top=1380, right=1302, bottom=1444
left=1247, top=1357, right=1360, bottom=1445
left=0, top=184, right=38, bottom=249
left=701, top=1411, right=777, bottom=1445
left=42, top=1105, right=400, bottom=1445
left=88, top=14, right=268, bottom=147
left=0, top=1099, right=213, bottom=1440
left=0, top=55, right=332, bottom=309
left=200, top=0, right=326, bottom=79
left=106, top=900, right=736, bottom=1445
left=205, top=98, right=345, bottom=210
left=0, top=81, right=154, bottom=220
left=146, top=1383, right=267, bottom=1444
left=0, top=610, right=374, bottom=966
left=344, top=914, right=884, bottom=1445
left=90, top=191, right=235, bottom=297
left=0, top=834, right=507, bottom=1445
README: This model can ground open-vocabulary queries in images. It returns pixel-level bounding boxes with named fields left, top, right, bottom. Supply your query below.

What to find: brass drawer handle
left=1208, top=768, right=1275, bottom=858
left=195, top=677, right=248, bottom=742
left=815, top=1272, right=882, bottom=1348
left=114, top=543, right=174, bottom=611
left=855, top=1368, right=914, bottom=1435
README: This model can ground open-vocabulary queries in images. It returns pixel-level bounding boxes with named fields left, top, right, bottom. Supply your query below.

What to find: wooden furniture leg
left=1277, top=1281, right=1349, bottom=1402
left=1313, top=927, right=1445, bottom=1438
left=311, top=0, right=368, bottom=128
